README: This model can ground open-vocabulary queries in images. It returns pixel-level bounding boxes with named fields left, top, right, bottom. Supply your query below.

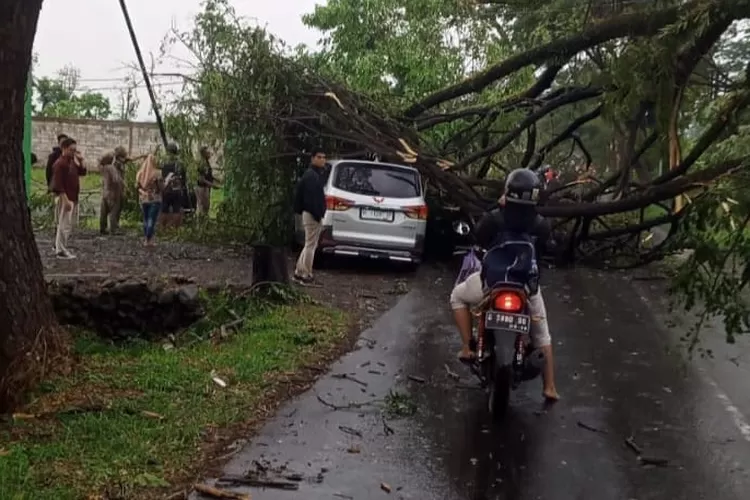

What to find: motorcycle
left=452, top=220, right=546, bottom=421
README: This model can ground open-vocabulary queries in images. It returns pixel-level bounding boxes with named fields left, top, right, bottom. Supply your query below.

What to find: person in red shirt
left=50, top=138, right=86, bottom=259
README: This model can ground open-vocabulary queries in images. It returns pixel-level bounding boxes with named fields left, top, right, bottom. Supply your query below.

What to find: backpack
left=162, top=161, right=183, bottom=195
left=481, top=230, right=540, bottom=295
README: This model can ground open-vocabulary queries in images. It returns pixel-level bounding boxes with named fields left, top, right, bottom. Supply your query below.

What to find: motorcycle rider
left=449, top=167, right=559, bottom=401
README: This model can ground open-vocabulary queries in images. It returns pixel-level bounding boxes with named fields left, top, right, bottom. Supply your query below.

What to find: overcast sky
left=34, top=0, right=322, bottom=120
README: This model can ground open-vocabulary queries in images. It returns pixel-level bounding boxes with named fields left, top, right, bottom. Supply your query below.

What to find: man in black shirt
left=449, top=168, right=559, bottom=401
left=292, top=148, right=327, bottom=284
left=160, top=142, right=186, bottom=228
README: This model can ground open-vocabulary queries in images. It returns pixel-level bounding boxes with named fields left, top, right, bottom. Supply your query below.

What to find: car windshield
left=332, top=162, right=421, bottom=198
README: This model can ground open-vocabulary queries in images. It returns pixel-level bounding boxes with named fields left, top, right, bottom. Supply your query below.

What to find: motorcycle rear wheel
left=487, top=362, right=512, bottom=422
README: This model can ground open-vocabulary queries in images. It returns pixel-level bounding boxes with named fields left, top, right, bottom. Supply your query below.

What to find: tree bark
left=0, top=0, right=68, bottom=414
left=251, top=245, right=290, bottom=287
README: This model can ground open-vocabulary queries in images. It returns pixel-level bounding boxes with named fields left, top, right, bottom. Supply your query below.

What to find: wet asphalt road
left=193, top=267, right=750, bottom=500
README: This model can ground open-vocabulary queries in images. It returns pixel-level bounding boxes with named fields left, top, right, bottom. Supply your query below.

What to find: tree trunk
left=251, top=245, right=290, bottom=287
left=0, top=0, right=69, bottom=414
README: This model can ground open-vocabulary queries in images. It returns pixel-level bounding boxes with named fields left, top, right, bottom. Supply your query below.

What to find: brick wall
left=32, top=117, right=161, bottom=165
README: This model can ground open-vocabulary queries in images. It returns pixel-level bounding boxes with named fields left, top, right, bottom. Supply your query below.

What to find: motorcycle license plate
left=484, top=312, right=531, bottom=334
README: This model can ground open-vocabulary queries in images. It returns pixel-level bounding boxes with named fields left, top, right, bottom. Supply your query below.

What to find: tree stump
left=251, top=244, right=290, bottom=286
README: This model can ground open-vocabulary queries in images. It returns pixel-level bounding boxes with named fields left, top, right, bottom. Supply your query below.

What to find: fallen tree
left=155, top=0, right=750, bottom=341
left=161, top=0, right=749, bottom=266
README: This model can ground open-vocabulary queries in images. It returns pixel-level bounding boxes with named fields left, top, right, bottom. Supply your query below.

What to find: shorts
left=449, top=271, right=552, bottom=347
left=162, top=192, right=183, bottom=214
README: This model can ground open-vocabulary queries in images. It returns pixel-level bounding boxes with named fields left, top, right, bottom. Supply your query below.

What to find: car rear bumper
left=319, top=226, right=424, bottom=263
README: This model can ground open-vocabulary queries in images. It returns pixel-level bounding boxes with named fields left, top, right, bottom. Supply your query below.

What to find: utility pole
left=117, top=0, right=168, bottom=148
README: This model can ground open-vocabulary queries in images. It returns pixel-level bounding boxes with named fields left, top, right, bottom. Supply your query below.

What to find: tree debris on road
left=193, top=483, right=249, bottom=499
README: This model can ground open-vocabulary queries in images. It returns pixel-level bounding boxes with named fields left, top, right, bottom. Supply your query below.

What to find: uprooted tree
left=155, top=0, right=750, bottom=341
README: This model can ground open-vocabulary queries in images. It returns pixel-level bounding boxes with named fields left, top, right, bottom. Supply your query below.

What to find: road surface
left=192, top=267, right=750, bottom=500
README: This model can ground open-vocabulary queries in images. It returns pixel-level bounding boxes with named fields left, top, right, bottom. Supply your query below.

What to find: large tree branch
left=529, top=105, right=602, bottom=170
left=653, top=85, right=750, bottom=184
left=540, top=156, right=748, bottom=218
left=404, top=0, right=750, bottom=118
left=674, top=14, right=735, bottom=89
left=415, top=64, right=565, bottom=130
left=450, top=87, right=603, bottom=171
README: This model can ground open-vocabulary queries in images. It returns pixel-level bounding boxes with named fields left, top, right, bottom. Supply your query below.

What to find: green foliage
left=33, top=65, right=112, bottom=120
left=667, top=173, right=750, bottom=347
left=0, top=298, right=347, bottom=499
left=157, top=0, right=313, bottom=245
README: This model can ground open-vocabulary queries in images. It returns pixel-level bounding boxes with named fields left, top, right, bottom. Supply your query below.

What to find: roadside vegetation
left=0, top=292, right=349, bottom=499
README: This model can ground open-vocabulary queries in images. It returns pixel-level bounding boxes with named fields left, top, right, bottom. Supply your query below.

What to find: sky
left=33, top=0, right=323, bottom=121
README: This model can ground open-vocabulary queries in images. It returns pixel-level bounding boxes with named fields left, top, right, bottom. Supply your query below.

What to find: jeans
left=142, top=202, right=161, bottom=240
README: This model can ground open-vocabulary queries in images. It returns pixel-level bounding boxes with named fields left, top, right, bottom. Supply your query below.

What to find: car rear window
left=332, top=162, right=421, bottom=198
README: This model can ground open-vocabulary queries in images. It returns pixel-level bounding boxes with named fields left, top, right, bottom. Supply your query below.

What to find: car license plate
left=360, top=207, right=394, bottom=222
left=484, top=311, right=531, bottom=333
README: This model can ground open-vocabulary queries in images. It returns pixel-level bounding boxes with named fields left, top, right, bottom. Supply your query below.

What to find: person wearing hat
left=99, top=146, right=130, bottom=234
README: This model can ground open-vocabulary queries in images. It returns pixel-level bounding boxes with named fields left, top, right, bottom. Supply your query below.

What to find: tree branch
left=450, top=87, right=603, bottom=171
left=653, top=85, right=750, bottom=184
left=540, top=156, right=748, bottom=218
left=529, top=105, right=602, bottom=170
left=404, top=0, right=749, bottom=118
left=414, top=64, right=565, bottom=130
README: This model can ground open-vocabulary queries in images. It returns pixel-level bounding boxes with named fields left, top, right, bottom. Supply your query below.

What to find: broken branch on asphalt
left=315, top=393, right=383, bottom=411
left=625, top=435, right=670, bottom=467
left=193, top=483, right=249, bottom=500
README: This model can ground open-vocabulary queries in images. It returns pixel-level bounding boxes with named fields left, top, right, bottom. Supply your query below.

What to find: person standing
left=160, top=142, right=186, bottom=229
left=98, top=149, right=125, bottom=234
left=195, top=146, right=221, bottom=216
left=46, top=134, right=68, bottom=245
left=45, top=134, right=67, bottom=189
left=136, top=154, right=163, bottom=246
left=292, top=148, right=327, bottom=284
left=50, top=138, right=86, bottom=259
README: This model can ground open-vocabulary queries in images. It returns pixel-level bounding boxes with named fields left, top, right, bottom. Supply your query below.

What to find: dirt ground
left=36, top=228, right=448, bottom=330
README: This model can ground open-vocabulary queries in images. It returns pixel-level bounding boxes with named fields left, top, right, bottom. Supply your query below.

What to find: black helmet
left=166, top=142, right=179, bottom=155
left=504, top=168, right=541, bottom=206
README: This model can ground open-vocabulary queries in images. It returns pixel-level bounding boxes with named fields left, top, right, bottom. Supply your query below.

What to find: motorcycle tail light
left=493, top=291, right=524, bottom=312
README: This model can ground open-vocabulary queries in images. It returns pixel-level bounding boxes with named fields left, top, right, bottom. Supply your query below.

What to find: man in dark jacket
left=292, top=148, right=327, bottom=284
left=160, top=142, right=186, bottom=229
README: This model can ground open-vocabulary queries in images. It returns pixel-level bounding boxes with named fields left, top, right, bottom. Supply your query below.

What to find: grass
left=30, top=166, right=226, bottom=234
left=0, top=294, right=349, bottom=500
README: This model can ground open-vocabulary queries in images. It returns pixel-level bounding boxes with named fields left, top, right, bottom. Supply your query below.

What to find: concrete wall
left=32, top=117, right=161, bottom=165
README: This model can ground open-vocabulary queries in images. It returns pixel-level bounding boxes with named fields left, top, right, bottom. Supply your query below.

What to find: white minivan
left=295, top=159, right=427, bottom=264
